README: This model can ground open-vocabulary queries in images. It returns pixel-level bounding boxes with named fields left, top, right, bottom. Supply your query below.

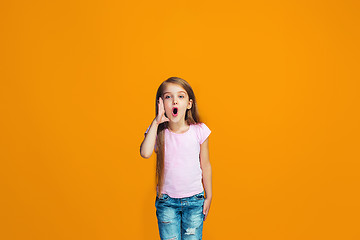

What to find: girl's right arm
left=140, top=118, right=159, bottom=158
left=140, top=97, right=169, bottom=159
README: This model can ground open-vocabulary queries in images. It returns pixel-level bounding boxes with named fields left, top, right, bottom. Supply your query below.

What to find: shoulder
left=192, top=122, right=211, bottom=144
left=193, top=122, right=211, bottom=132
left=192, top=122, right=210, bottom=129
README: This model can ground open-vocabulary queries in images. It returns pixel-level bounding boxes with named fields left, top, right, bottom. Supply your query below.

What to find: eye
left=179, top=95, right=184, bottom=98
left=165, top=95, right=171, bottom=99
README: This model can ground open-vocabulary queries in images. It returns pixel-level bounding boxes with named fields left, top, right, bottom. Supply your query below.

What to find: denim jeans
left=155, top=191, right=205, bottom=240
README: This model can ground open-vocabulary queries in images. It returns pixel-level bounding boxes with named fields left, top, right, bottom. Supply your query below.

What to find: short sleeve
left=144, top=125, right=150, bottom=136
left=198, top=123, right=211, bottom=144
left=144, top=125, right=157, bottom=151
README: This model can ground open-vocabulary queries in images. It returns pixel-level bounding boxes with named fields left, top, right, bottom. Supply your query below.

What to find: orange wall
left=1, top=1, right=359, bottom=239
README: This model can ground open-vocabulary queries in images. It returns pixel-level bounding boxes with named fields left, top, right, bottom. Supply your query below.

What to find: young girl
left=140, top=77, right=212, bottom=240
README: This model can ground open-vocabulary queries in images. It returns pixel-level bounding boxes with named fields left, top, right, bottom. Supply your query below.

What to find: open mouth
left=172, top=107, right=178, bottom=116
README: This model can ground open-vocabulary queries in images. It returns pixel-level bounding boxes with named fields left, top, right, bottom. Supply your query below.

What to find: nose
left=173, top=97, right=178, bottom=104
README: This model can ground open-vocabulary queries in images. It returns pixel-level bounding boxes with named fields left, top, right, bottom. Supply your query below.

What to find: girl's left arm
left=200, top=137, right=212, bottom=221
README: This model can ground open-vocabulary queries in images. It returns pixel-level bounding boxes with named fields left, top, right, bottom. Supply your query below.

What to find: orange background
left=1, top=0, right=359, bottom=239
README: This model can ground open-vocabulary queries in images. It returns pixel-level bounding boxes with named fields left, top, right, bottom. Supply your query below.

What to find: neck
left=168, top=119, right=188, bottom=132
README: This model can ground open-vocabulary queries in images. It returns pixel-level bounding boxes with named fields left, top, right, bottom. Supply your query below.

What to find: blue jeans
left=155, top=191, right=205, bottom=240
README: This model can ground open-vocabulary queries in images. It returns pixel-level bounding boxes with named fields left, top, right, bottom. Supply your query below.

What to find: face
left=162, top=83, right=193, bottom=123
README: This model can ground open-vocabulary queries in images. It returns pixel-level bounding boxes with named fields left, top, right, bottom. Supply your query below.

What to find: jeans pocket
left=157, top=193, right=170, bottom=202
left=194, top=192, right=205, bottom=200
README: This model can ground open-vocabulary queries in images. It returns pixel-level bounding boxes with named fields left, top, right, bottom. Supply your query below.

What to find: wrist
left=153, top=118, right=159, bottom=126
left=205, top=194, right=212, bottom=200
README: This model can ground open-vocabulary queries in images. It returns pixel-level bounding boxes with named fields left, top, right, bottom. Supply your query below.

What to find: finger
left=158, top=98, right=164, bottom=112
left=157, top=101, right=161, bottom=112
left=203, top=206, right=208, bottom=215
left=158, top=99, right=162, bottom=109
left=203, top=206, right=209, bottom=220
left=160, top=97, right=165, bottom=108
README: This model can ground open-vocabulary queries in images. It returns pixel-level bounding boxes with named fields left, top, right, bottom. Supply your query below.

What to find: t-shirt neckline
left=167, top=124, right=191, bottom=135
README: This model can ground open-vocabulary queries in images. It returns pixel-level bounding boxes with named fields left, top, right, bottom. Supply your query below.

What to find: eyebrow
left=163, top=91, right=186, bottom=95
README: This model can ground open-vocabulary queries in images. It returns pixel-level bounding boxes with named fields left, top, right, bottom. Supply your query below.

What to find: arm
left=140, top=118, right=159, bottom=159
left=140, top=97, right=169, bottom=159
left=200, top=137, right=212, bottom=221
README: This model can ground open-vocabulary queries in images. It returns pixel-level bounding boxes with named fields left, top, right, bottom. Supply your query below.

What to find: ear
left=187, top=99, right=193, bottom=109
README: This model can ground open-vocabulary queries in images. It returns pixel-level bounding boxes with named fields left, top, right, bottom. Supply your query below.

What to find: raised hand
left=155, top=97, right=170, bottom=124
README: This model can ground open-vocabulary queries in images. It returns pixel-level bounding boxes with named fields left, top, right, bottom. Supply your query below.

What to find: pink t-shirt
left=144, top=123, right=211, bottom=198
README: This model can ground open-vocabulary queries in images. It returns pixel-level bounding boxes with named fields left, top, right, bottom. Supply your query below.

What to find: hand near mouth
left=155, top=97, right=170, bottom=124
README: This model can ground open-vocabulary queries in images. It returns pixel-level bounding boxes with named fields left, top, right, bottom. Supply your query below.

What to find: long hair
left=155, top=77, right=202, bottom=195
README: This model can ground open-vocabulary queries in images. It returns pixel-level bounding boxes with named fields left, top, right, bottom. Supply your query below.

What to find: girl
left=140, top=77, right=212, bottom=240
